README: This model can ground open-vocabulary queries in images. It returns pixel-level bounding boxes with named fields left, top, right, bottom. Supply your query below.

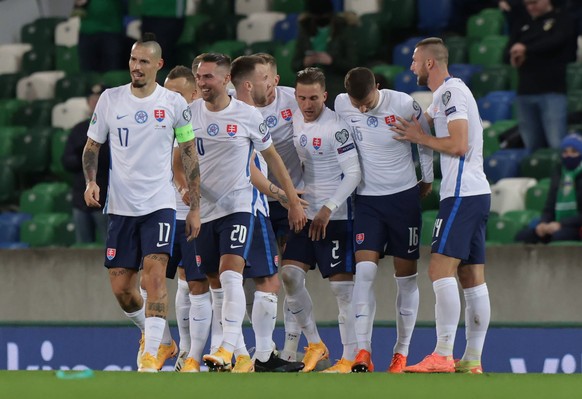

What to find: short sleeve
left=87, top=91, right=111, bottom=144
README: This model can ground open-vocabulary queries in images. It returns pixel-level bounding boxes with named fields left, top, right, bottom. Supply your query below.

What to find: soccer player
left=393, top=37, right=491, bottom=374
left=191, top=53, right=306, bottom=372
left=334, top=67, right=434, bottom=373
left=163, top=64, right=212, bottom=373
left=252, top=53, right=304, bottom=362
left=82, top=33, right=201, bottom=373
left=281, top=67, right=361, bottom=373
left=229, top=55, right=305, bottom=372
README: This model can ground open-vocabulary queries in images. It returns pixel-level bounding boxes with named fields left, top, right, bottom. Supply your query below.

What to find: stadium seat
left=177, top=14, right=210, bottom=47
left=16, top=71, right=66, bottom=101
left=203, top=40, right=248, bottom=59
left=421, top=209, right=439, bottom=245
left=0, top=126, right=27, bottom=158
left=0, top=212, right=32, bottom=242
left=490, top=177, right=536, bottom=214
left=484, top=149, right=529, bottom=183
left=0, top=165, right=15, bottom=204
left=567, top=90, right=582, bottom=114
left=0, top=98, right=26, bottom=126
left=197, top=0, right=234, bottom=18
left=55, top=74, right=91, bottom=101
left=102, top=70, right=130, bottom=87
left=235, top=0, right=270, bottom=15
left=344, top=0, right=380, bottom=16
left=356, top=13, right=386, bottom=63
left=11, top=99, right=57, bottom=127
left=273, top=13, right=299, bottom=43
left=525, top=179, right=550, bottom=212
left=417, top=0, right=452, bottom=34
left=20, top=47, right=55, bottom=74
left=448, top=63, right=482, bottom=85
left=486, top=215, right=521, bottom=244
left=198, top=15, right=244, bottom=47
left=20, top=17, right=65, bottom=47
left=567, top=62, right=582, bottom=93
left=0, top=73, right=24, bottom=100
left=52, top=97, right=90, bottom=130
left=20, top=212, right=75, bottom=247
left=466, top=8, right=505, bottom=43
left=482, top=119, right=518, bottom=157
left=478, top=91, right=516, bottom=124
left=274, top=40, right=296, bottom=87
left=470, top=65, right=511, bottom=99
left=55, top=45, right=80, bottom=75
left=19, top=182, right=72, bottom=215
left=393, top=37, right=425, bottom=68
left=11, top=127, right=52, bottom=174
left=445, top=36, right=468, bottom=64
left=380, top=0, right=415, bottom=30
left=421, top=179, right=441, bottom=211
left=469, top=35, right=508, bottom=67
left=0, top=44, right=32, bottom=74
left=371, top=64, right=404, bottom=89
left=248, top=41, right=279, bottom=56
left=520, top=148, right=561, bottom=180
left=55, top=17, right=80, bottom=47
left=50, top=128, right=71, bottom=181
left=272, top=0, right=306, bottom=13
left=502, top=209, right=540, bottom=229
left=237, top=12, right=286, bottom=45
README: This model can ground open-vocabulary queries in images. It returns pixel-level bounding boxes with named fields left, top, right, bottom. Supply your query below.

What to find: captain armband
left=175, top=124, right=194, bottom=143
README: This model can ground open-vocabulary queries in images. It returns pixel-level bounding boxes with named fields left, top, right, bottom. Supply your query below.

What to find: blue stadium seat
left=0, top=212, right=32, bottom=243
left=417, top=0, right=452, bottom=35
left=392, top=36, right=425, bottom=68
left=393, top=70, right=426, bottom=94
left=273, top=13, right=299, bottom=43
left=448, top=63, right=482, bottom=86
left=478, top=91, right=516, bottom=124
left=484, top=149, right=529, bottom=183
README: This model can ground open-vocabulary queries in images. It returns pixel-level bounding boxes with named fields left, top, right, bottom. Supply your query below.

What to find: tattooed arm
left=178, top=139, right=201, bottom=240
left=82, top=137, right=102, bottom=207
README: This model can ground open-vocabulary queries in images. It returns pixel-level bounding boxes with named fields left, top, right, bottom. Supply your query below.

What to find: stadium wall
left=1, top=245, right=581, bottom=323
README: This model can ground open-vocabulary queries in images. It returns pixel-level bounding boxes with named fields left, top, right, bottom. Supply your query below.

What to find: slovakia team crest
left=281, top=109, right=292, bottom=121
left=356, top=233, right=365, bottom=245
left=227, top=124, right=238, bottom=137
left=312, top=137, right=322, bottom=150
left=385, top=115, right=396, bottom=124
left=196, top=255, right=202, bottom=267
left=106, top=247, right=116, bottom=260
left=154, top=109, right=165, bottom=122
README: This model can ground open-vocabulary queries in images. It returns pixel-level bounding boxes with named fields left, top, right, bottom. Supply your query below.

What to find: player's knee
left=355, top=261, right=377, bottom=283
left=280, top=265, right=305, bottom=294
left=254, top=275, right=280, bottom=293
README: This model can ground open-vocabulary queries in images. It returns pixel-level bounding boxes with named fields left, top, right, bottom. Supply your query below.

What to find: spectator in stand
left=62, top=84, right=110, bottom=244
left=516, top=134, right=582, bottom=244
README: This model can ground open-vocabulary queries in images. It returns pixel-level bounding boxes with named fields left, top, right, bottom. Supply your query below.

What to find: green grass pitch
left=1, top=371, right=582, bottom=399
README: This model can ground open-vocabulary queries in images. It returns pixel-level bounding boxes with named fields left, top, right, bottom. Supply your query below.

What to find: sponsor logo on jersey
left=300, top=134, right=307, bottom=147
left=337, top=143, right=355, bottom=154
left=227, top=124, right=238, bottom=137
left=356, top=233, right=365, bottom=244
left=366, top=116, right=378, bottom=127
left=207, top=123, right=219, bottom=136
left=312, top=137, right=322, bottom=150
left=281, top=109, right=292, bottom=121
left=335, top=129, right=349, bottom=144
left=106, top=248, right=116, bottom=260
left=196, top=255, right=201, bottom=267
left=90, top=113, right=97, bottom=125
left=274, top=255, right=279, bottom=267
left=445, top=106, right=457, bottom=116
left=385, top=115, right=397, bottom=125
left=262, top=132, right=271, bottom=143
left=135, top=110, right=148, bottom=124
left=266, top=115, right=278, bottom=128
left=154, top=109, right=165, bottom=122
left=442, top=90, right=451, bottom=106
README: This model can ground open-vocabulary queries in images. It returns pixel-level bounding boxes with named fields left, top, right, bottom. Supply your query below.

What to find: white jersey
left=87, top=84, right=192, bottom=216
left=293, top=107, right=358, bottom=220
left=335, top=89, right=432, bottom=196
left=257, top=86, right=303, bottom=193
left=190, top=97, right=272, bottom=223
left=428, top=78, right=491, bottom=199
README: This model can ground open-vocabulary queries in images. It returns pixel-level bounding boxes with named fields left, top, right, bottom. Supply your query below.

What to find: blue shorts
left=167, top=219, right=206, bottom=281
left=105, top=208, right=176, bottom=269
left=283, top=219, right=355, bottom=279
left=431, top=194, right=491, bottom=264
left=268, top=201, right=290, bottom=242
left=196, top=212, right=255, bottom=275
left=353, top=186, right=422, bottom=260
left=244, top=213, right=278, bottom=279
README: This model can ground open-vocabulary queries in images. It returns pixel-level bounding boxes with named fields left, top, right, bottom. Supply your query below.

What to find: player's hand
left=535, top=222, right=549, bottom=237
left=546, top=221, right=561, bottom=235
left=288, top=202, right=307, bottom=233
left=391, top=115, right=425, bottom=144
left=309, top=206, right=331, bottom=241
left=419, top=181, right=432, bottom=198
left=185, top=208, right=201, bottom=241
left=180, top=188, right=191, bottom=206
left=278, top=189, right=309, bottom=210
left=84, top=181, right=101, bottom=207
